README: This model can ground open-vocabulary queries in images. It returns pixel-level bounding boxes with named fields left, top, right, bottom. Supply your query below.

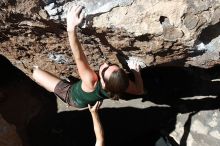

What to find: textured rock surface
left=1, top=0, right=220, bottom=146
left=0, top=0, right=220, bottom=78
left=170, top=110, right=220, bottom=146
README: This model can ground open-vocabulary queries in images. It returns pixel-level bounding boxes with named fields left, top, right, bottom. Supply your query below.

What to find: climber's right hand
left=66, top=5, right=84, bottom=32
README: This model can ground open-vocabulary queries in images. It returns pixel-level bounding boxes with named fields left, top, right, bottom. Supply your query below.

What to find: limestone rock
left=1, top=1, right=220, bottom=145
left=184, top=14, right=199, bottom=30
left=170, top=110, right=220, bottom=146
left=0, top=0, right=220, bottom=76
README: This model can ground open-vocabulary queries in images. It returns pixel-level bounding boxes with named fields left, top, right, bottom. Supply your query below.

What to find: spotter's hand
left=88, top=101, right=102, bottom=113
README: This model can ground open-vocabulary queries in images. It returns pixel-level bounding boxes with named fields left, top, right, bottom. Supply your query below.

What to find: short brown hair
left=104, top=69, right=129, bottom=100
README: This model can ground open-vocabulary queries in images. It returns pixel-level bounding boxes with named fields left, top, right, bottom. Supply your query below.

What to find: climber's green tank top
left=70, top=80, right=108, bottom=108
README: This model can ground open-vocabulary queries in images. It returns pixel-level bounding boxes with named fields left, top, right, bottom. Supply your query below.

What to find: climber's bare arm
left=67, top=5, right=98, bottom=91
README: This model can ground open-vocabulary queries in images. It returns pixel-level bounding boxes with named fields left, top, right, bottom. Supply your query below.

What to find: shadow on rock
left=1, top=54, right=220, bottom=146
left=0, top=54, right=57, bottom=146
left=124, top=65, right=220, bottom=113
left=0, top=54, right=178, bottom=146
left=30, top=107, right=177, bottom=146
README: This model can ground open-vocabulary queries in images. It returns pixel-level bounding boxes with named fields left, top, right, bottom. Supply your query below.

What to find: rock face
left=170, top=110, right=220, bottom=146
left=0, top=54, right=58, bottom=146
left=1, top=0, right=220, bottom=146
left=1, top=0, right=220, bottom=77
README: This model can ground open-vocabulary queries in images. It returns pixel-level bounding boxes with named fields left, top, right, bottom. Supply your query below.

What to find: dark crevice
left=17, top=46, right=28, bottom=51
left=198, top=22, right=220, bottom=44
left=187, top=49, right=206, bottom=57
left=159, top=16, right=168, bottom=24
left=6, top=13, right=24, bottom=23
left=153, top=47, right=178, bottom=57
left=121, top=46, right=140, bottom=51
left=8, top=0, right=16, bottom=6
left=180, top=111, right=197, bottom=146
left=0, top=32, right=9, bottom=42
left=135, top=34, right=150, bottom=42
